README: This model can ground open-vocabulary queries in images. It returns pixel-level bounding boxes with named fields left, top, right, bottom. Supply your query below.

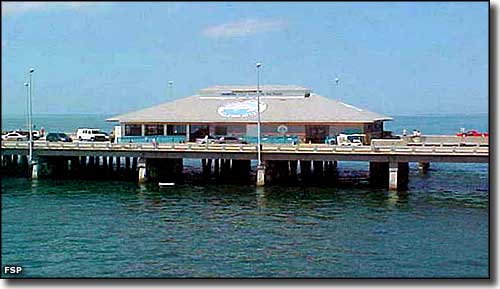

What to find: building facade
left=107, top=85, right=391, bottom=144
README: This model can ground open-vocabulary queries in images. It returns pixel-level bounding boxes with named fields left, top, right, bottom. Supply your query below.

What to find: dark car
left=216, top=136, right=247, bottom=144
left=46, top=132, right=72, bottom=142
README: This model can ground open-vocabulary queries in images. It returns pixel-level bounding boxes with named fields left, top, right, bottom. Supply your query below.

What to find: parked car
left=336, top=134, right=365, bottom=146
left=216, top=136, right=248, bottom=144
left=456, top=130, right=489, bottom=137
left=46, top=132, right=72, bottom=142
left=196, top=135, right=217, bottom=144
left=1, top=132, right=28, bottom=141
left=17, top=130, right=41, bottom=140
left=76, top=128, right=108, bottom=141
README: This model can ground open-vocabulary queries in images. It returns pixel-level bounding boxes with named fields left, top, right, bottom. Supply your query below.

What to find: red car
left=456, top=130, right=489, bottom=137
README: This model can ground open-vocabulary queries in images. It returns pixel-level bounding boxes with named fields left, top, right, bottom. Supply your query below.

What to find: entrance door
left=306, top=125, right=329, bottom=143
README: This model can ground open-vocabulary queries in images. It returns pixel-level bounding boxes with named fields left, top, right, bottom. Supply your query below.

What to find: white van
left=76, top=128, right=108, bottom=142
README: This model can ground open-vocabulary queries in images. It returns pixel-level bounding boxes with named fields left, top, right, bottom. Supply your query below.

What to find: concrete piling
left=369, top=162, right=389, bottom=188
left=300, top=160, right=312, bottom=183
left=256, top=164, right=265, bottom=187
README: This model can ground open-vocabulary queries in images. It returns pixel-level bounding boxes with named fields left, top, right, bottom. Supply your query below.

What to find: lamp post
left=24, top=82, right=29, bottom=131
left=256, top=62, right=262, bottom=167
left=168, top=80, right=174, bottom=99
left=333, top=77, right=340, bottom=101
left=28, top=68, right=35, bottom=165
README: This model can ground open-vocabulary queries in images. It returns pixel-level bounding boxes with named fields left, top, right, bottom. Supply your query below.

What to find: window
left=145, top=124, right=164, bottom=136
left=125, top=124, right=142, bottom=136
left=214, top=126, right=228, bottom=136
left=166, top=124, right=186, bottom=135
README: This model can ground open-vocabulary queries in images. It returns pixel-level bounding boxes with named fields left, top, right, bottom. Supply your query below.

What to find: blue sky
left=2, top=2, right=488, bottom=116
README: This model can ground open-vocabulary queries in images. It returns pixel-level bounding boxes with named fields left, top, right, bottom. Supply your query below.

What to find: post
left=389, top=162, right=398, bottom=190
left=28, top=69, right=35, bottom=166
left=138, top=158, right=147, bottom=183
left=31, top=159, right=39, bottom=179
left=256, top=62, right=262, bottom=167
left=255, top=62, right=265, bottom=186
left=388, top=162, right=409, bottom=191
left=256, top=162, right=265, bottom=187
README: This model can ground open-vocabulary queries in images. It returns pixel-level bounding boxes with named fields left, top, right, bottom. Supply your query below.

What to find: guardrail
left=0, top=141, right=489, bottom=155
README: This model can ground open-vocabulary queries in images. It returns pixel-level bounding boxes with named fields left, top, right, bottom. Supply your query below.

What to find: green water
left=1, top=114, right=489, bottom=278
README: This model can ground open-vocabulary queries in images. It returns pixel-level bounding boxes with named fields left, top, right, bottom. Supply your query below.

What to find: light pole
left=24, top=82, right=29, bottom=131
left=256, top=62, right=262, bottom=167
left=168, top=80, right=174, bottom=99
left=333, top=77, right=340, bottom=101
left=28, top=68, right=34, bottom=164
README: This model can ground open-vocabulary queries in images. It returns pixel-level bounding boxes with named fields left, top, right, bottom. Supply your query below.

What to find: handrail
left=0, top=141, right=489, bottom=156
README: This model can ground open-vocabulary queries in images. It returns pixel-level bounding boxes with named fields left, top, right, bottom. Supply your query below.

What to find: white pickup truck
left=76, top=128, right=109, bottom=142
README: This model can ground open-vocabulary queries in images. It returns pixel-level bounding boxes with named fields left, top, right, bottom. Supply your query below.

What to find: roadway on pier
left=1, top=141, right=489, bottom=163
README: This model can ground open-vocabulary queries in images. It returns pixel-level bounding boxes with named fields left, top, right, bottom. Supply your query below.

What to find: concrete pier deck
left=1, top=141, right=489, bottom=191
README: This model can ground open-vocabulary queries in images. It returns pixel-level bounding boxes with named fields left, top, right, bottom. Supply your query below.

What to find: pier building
left=1, top=85, right=488, bottom=191
left=107, top=85, right=392, bottom=145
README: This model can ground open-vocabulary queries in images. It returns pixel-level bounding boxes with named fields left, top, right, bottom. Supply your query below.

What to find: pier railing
left=1, top=141, right=489, bottom=156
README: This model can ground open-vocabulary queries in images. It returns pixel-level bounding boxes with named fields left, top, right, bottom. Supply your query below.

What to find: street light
left=256, top=62, right=262, bottom=167
left=333, top=77, right=340, bottom=101
left=28, top=68, right=35, bottom=165
left=24, top=82, right=29, bottom=132
left=168, top=80, right=174, bottom=99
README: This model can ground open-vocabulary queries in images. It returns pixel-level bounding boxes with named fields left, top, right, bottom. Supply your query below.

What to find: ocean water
left=1, top=114, right=489, bottom=278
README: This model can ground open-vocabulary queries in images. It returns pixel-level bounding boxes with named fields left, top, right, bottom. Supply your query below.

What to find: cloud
left=2, top=2, right=98, bottom=15
left=202, top=18, right=287, bottom=39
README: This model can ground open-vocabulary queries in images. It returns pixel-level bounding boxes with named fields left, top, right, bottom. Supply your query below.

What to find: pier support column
left=131, top=157, right=137, bottom=172
left=12, top=155, right=19, bottom=172
left=108, top=157, right=114, bottom=174
left=275, top=160, right=290, bottom=183
left=369, top=162, right=389, bottom=188
left=290, top=160, right=298, bottom=182
left=125, top=157, right=131, bottom=172
left=313, top=161, right=324, bottom=181
left=389, top=162, right=398, bottom=191
left=138, top=158, right=147, bottom=183
left=116, top=157, right=121, bottom=173
left=300, top=160, right=312, bottom=183
left=20, top=156, right=29, bottom=177
left=256, top=164, right=265, bottom=187
left=418, top=162, right=430, bottom=173
left=223, top=159, right=231, bottom=177
left=31, top=159, right=39, bottom=179
left=388, top=162, right=409, bottom=191
left=213, top=159, right=220, bottom=178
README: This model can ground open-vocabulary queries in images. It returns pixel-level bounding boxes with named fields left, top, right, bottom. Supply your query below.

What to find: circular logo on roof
left=217, top=100, right=267, bottom=118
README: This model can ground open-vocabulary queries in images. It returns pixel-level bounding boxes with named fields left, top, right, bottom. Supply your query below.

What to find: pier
left=1, top=141, right=488, bottom=190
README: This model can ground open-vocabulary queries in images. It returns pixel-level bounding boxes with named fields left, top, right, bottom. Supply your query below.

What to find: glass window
left=167, top=124, right=186, bottom=135
left=145, top=124, right=164, bottom=136
left=125, top=124, right=142, bottom=136
left=214, top=126, right=227, bottom=136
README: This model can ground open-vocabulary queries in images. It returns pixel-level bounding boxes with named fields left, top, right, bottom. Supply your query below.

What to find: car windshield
left=57, top=133, right=67, bottom=137
left=91, top=130, right=101, bottom=134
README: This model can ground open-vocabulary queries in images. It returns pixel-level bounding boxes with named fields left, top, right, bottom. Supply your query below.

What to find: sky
left=1, top=1, right=489, bottom=116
